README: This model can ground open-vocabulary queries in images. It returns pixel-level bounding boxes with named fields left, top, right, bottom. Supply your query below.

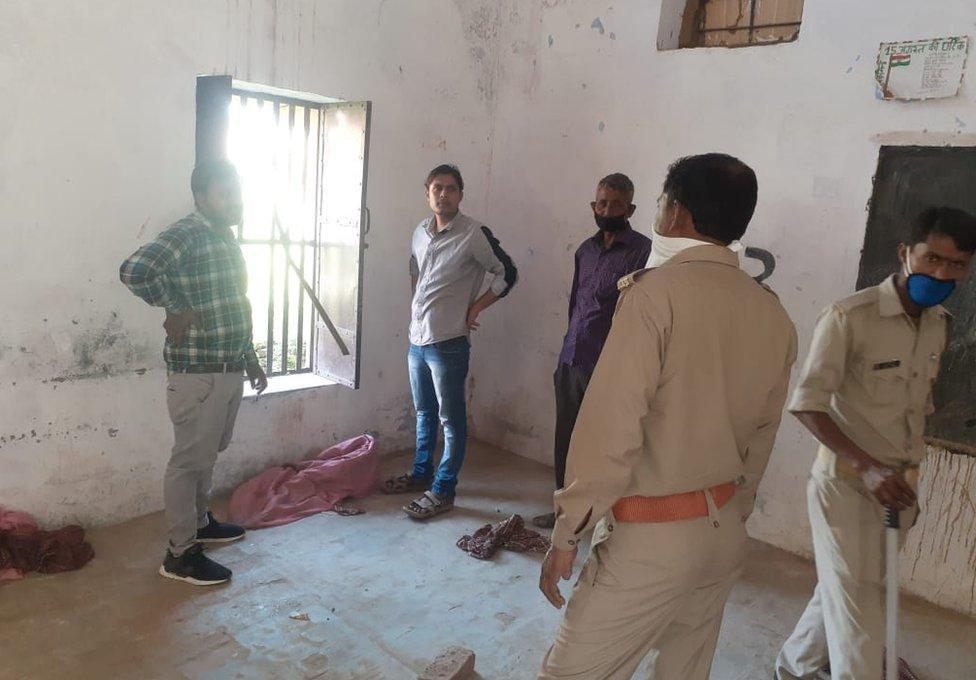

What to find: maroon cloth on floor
left=457, top=514, right=551, bottom=560
left=228, top=434, right=379, bottom=529
left=884, top=656, right=920, bottom=680
left=0, top=507, right=94, bottom=584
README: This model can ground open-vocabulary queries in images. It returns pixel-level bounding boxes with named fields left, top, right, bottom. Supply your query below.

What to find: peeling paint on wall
left=0, top=422, right=121, bottom=450
left=905, top=447, right=976, bottom=616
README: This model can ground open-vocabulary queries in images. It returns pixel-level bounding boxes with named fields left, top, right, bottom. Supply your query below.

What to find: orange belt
left=612, top=482, right=737, bottom=523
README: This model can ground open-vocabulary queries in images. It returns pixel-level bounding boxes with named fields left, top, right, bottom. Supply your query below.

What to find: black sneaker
left=159, top=544, right=231, bottom=586
left=196, top=512, right=246, bottom=544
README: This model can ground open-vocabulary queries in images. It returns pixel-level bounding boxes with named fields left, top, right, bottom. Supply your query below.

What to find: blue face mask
left=905, top=259, right=955, bottom=307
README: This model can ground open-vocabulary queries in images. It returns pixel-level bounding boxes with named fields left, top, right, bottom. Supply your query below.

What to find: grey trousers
left=164, top=372, right=244, bottom=556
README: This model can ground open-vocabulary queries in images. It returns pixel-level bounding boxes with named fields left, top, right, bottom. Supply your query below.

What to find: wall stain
left=908, top=447, right=976, bottom=615
left=489, top=415, right=535, bottom=439
left=272, top=398, right=305, bottom=441
left=40, top=313, right=154, bottom=384
left=395, top=404, right=414, bottom=433
left=0, top=423, right=103, bottom=450
left=455, top=1, right=503, bottom=106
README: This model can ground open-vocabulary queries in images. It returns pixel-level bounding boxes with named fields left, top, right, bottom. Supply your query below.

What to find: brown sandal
left=404, top=491, right=454, bottom=520
left=381, top=473, right=430, bottom=495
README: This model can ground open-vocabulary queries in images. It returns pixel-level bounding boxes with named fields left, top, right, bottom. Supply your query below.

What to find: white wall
left=0, top=0, right=504, bottom=527
left=2, top=0, right=974, bottom=617
left=465, top=0, right=976, bottom=616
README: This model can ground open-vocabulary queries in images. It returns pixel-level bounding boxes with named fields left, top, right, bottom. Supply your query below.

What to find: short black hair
left=662, top=153, right=758, bottom=244
left=191, top=160, right=239, bottom=198
left=597, top=173, right=635, bottom=198
left=425, top=164, right=464, bottom=192
left=907, top=207, right=976, bottom=253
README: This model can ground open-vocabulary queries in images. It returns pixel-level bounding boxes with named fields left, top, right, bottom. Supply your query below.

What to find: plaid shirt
left=120, top=211, right=257, bottom=372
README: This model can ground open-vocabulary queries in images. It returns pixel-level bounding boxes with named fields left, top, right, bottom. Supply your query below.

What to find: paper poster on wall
left=875, top=36, right=969, bottom=100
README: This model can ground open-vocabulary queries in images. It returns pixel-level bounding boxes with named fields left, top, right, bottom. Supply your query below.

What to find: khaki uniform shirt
left=552, top=245, right=798, bottom=551
left=787, top=275, right=949, bottom=468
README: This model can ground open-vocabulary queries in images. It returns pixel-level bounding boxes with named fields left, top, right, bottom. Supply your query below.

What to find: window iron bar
left=265, top=99, right=278, bottom=375
left=280, top=103, right=295, bottom=375
left=698, top=21, right=801, bottom=33
left=296, top=106, right=311, bottom=371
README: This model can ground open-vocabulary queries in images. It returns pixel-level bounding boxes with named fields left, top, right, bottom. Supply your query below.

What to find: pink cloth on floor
left=228, top=434, right=379, bottom=529
left=0, top=507, right=38, bottom=533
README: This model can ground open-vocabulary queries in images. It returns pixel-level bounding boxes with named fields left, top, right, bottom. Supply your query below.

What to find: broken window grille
left=678, top=0, right=804, bottom=49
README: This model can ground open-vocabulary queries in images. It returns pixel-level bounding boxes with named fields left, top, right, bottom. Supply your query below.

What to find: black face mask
left=594, top=213, right=629, bottom=232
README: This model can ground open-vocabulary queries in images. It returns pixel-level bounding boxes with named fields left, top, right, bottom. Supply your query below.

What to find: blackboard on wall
left=856, top=145, right=976, bottom=454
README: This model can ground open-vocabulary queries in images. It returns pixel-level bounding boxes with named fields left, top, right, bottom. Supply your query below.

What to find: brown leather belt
left=612, top=481, right=737, bottom=523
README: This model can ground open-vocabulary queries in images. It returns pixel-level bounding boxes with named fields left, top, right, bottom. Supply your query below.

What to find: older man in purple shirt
left=534, top=173, right=652, bottom=528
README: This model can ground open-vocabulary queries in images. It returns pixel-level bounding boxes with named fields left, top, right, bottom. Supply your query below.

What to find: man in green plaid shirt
left=120, top=160, right=267, bottom=586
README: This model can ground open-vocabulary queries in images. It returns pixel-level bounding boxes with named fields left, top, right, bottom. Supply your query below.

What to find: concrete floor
left=2, top=441, right=975, bottom=680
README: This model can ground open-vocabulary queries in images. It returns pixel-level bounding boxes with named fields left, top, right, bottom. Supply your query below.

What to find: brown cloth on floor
left=457, top=513, right=550, bottom=560
left=0, top=524, right=95, bottom=581
left=885, top=656, right=920, bottom=680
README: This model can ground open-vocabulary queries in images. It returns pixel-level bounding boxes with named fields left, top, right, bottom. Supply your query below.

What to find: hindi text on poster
left=875, top=36, right=969, bottom=101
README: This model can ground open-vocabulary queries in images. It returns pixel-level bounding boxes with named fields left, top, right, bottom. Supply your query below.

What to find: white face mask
left=646, top=237, right=744, bottom=269
left=646, top=233, right=708, bottom=268
left=647, top=197, right=743, bottom=268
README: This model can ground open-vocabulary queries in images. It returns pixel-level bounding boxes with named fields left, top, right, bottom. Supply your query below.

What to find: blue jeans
left=408, top=336, right=470, bottom=499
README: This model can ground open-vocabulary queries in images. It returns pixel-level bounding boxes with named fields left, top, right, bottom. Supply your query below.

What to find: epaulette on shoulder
left=617, top=268, right=653, bottom=292
left=835, top=286, right=878, bottom=312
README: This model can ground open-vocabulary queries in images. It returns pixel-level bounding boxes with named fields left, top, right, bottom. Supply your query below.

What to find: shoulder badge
left=617, top=268, right=652, bottom=292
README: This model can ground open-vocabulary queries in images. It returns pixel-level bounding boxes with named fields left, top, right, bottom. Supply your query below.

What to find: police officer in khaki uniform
left=538, top=154, right=797, bottom=680
left=775, top=207, right=976, bottom=680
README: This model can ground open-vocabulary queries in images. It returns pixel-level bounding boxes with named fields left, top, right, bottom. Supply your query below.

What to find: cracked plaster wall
left=2, top=0, right=975, bottom=618
left=464, top=0, right=976, bottom=617
left=0, top=0, right=502, bottom=529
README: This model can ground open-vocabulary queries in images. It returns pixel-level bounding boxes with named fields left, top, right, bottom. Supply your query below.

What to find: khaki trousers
left=775, top=451, right=915, bottom=680
left=540, top=494, right=747, bottom=680
left=164, top=372, right=244, bottom=556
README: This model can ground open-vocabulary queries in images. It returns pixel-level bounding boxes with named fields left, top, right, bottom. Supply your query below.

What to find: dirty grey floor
left=2, top=441, right=975, bottom=680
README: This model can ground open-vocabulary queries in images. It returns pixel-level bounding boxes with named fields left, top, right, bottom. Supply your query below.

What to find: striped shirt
left=120, top=211, right=257, bottom=372
left=409, top=213, right=517, bottom=346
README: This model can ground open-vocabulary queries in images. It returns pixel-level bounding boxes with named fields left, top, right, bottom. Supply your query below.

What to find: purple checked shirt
left=558, top=226, right=653, bottom=374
